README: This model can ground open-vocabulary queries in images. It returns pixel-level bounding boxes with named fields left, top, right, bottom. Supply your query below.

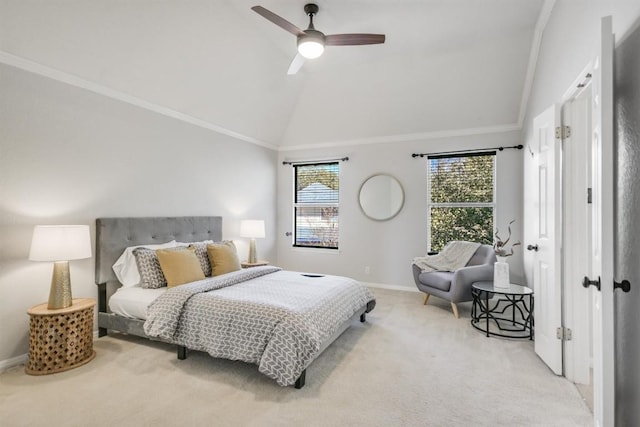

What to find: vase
left=494, top=256, right=510, bottom=289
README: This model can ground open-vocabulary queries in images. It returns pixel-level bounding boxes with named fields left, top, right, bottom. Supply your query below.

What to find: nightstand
left=26, top=298, right=96, bottom=375
left=241, top=261, right=269, bottom=268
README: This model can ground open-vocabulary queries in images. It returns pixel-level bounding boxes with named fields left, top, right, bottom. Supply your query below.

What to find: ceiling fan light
left=297, top=30, right=325, bottom=59
left=298, top=40, right=324, bottom=59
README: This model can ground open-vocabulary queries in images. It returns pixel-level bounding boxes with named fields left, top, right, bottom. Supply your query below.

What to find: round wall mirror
left=358, top=174, right=405, bottom=221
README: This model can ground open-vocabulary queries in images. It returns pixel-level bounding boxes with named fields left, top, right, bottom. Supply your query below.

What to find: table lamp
left=29, top=225, right=92, bottom=309
left=239, top=220, right=265, bottom=264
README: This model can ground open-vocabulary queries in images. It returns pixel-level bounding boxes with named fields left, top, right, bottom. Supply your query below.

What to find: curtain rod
left=282, top=157, right=349, bottom=166
left=411, top=145, right=523, bottom=158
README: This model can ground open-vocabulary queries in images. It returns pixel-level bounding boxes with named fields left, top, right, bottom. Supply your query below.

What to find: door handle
left=526, top=244, right=539, bottom=251
left=614, top=279, right=631, bottom=293
left=583, top=276, right=601, bottom=291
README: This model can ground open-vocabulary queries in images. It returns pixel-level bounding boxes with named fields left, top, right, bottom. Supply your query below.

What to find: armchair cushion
left=417, top=271, right=452, bottom=292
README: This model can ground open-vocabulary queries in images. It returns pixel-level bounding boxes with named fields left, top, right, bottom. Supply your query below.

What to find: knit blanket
left=412, top=241, right=481, bottom=273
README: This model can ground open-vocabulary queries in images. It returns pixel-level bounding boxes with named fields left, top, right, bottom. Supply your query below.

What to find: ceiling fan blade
left=251, top=6, right=305, bottom=36
left=287, top=53, right=305, bottom=75
left=325, top=34, right=386, bottom=46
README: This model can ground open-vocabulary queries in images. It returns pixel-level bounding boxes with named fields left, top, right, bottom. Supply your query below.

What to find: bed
left=95, top=216, right=376, bottom=388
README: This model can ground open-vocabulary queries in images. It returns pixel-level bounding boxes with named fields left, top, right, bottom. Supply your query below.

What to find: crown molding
left=2, top=0, right=551, bottom=158
left=517, top=0, right=556, bottom=128
left=0, top=51, right=278, bottom=151
left=278, top=123, right=522, bottom=152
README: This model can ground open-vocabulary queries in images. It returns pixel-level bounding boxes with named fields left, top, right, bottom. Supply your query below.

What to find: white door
left=591, top=16, right=615, bottom=427
left=562, top=87, right=593, bottom=386
left=524, top=104, right=563, bottom=375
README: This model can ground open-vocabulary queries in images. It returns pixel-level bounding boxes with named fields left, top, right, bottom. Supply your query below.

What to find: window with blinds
left=427, top=152, right=496, bottom=252
left=293, top=162, right=339, bottom=249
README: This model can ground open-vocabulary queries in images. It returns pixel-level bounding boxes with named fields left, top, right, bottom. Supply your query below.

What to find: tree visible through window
left=428, top=152, right=495, bottom=252
left=293, top=163, right=339, bottom=249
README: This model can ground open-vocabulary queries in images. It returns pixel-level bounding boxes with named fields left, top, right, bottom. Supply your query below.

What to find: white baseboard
left=0, top=354, right=27, bottom=372
left=363, top=282, right=420, bottom=293
left=1, top=331, right=101, bottom=373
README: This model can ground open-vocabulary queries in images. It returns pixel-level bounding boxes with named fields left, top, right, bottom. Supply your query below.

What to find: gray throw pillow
left=133, top=246, right=186, bottom=289
left=188, top=242, right=214, bottom=277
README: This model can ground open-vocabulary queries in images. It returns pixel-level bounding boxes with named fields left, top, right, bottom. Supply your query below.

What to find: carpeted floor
left=0, top=288, right=592, bottom=426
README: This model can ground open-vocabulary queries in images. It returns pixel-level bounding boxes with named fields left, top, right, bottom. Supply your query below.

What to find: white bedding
left=109, top=286, right=166, bottom=320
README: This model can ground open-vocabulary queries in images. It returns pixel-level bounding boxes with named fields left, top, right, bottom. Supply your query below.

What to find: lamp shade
left=239, top=220, right=265, bottom=239
left=29, top=225, right=92, bottom=262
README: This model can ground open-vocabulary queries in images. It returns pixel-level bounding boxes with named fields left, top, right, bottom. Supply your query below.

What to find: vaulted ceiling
left=0, top=0, right=546, bottom=150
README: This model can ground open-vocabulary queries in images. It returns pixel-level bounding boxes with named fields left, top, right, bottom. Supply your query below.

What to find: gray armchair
left=412, top=244, right=496, bottom=318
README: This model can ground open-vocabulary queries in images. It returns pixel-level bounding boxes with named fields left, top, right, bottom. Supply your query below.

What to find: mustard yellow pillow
left=207, top=241, right=241, bottom=276
left=156, top=247, right=205, bottom=288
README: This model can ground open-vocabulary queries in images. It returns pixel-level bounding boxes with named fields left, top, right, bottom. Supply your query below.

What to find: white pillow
left=112, top=240, right=177, bottom=287
left=175, top=240, right=214, bottom=245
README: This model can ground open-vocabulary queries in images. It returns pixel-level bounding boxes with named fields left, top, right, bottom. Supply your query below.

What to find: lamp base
left=248, top=238, right=258, bottom=264
left=48, top=261, right=73, bottom=310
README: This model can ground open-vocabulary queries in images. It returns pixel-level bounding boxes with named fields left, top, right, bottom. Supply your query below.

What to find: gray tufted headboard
left=95, top=216, right=223, bottom=285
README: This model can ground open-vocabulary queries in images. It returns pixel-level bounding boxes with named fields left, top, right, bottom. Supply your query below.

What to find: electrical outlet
left=365, top=266, right=370, bottom=275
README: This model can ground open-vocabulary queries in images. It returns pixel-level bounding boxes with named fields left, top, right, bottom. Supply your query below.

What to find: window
left=427, top=152, right=495, bottom=252
left=293, top=162, right=339, bottom=249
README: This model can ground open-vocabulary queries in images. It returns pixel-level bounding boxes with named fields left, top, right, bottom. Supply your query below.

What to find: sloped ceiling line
left=517, top=0, right=557, bottom=128
left=1, top=0, right=553, bottom=154
left=0, top=51, right=278, bottom=151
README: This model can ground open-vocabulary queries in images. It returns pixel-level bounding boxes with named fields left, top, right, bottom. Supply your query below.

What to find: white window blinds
left=293, top=162, right=340, bottom=249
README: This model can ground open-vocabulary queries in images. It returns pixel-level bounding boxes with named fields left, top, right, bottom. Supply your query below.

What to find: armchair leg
left=451, top=302, right=460, bottom=319
left=423, top=294, right=430, bottom=305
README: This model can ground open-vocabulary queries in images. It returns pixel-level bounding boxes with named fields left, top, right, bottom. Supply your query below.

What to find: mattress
left=108, top=286, right=166, bottom=320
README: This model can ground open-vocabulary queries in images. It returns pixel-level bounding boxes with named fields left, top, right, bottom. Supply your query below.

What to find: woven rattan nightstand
left=26, top=298, right=96, bottom=375
left=241, top=261, right=269, bottom=268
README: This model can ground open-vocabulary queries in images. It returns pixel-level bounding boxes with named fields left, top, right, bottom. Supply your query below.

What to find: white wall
left=0, top=64, right=278, bottom=363
left=276, top=131, right=524, bottom=290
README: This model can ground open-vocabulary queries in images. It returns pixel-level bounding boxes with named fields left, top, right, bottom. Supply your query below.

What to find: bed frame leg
left=360, top=313, right=366, bottom=323
left=177, top=345, right=187, bottom=360
left=294, top=370, right=306, bottom=389
left=97, top=283, right=108, bottom=337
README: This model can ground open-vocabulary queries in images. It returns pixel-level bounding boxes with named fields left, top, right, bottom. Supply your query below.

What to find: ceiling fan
left=251, top=3, right=385, bottom=75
